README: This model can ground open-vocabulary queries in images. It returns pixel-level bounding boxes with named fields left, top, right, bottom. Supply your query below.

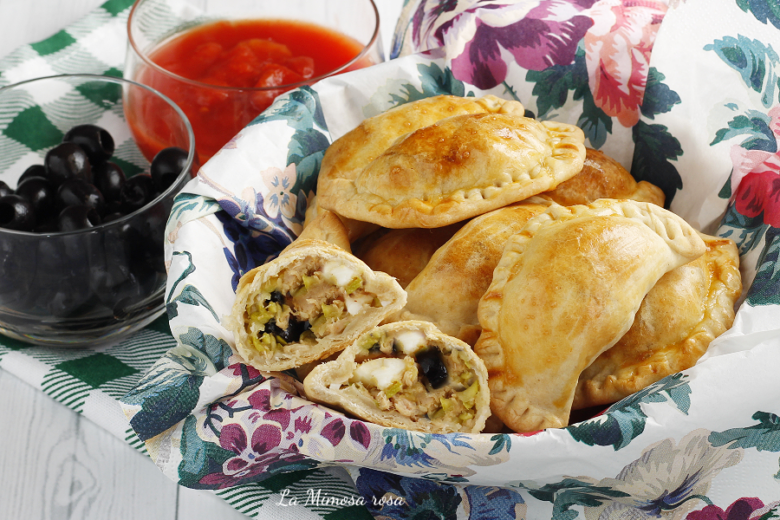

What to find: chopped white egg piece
left=354, top=357, right=406, bottom=390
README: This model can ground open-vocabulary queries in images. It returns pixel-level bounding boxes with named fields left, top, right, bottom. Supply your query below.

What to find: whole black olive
left=150, top=147, right=188, bottom=192
left=102, top=212, right=125, bottom=223
left=34, top=218, right=59, bottom=233
left=16, top=177, right=57, bottom=221
left=63, top=124, right=115, bottom=165
left=18, top=164, right=46, bottom=185
left=58, top=205, right=101, bottom=232
left=416, top=347, right=448, bottom=389
left=0, top=180, right=13, bottom=198
left=119, top=174, right=155, bottom=214
left=0, top=194, right=36, bottom=231
left=92, top=161, right=126, bottom=203
left=56, top=178, right=105, bottom=215
left=45, top=142, right=92, bottom=186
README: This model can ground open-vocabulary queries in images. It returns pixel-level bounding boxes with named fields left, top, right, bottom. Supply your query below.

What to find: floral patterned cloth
left=120, top=0, right=780, bottom=518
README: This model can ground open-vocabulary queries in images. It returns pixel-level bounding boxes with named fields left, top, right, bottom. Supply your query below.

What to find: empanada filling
left=245, top=256, right=382, bottom=356
left=348, top=329, right=480, bottom=427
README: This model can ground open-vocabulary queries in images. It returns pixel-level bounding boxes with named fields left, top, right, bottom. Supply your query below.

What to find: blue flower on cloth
left=260, top=163, right=299, bottom=220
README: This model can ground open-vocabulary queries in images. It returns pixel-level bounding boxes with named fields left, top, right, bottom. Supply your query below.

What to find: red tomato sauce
left=127, top=19, right=372, bottom=163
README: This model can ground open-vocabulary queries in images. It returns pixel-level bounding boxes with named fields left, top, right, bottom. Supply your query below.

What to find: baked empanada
left=319, top=111, right=586, bottom=228
left=228, top=239, right=406, bottom=372
left=318, top=94, right=523, bottom=192
left=545, top=148, right=665, bottom=207
left=303, top=321, right=491, bottom=434
left=286, top=209, right=351, bottom=253
left=573, top=233, right=741, bottom=409
left=398, top=199, right=551, bottom=346
left=303, top=194, right=379, bottom=243
left=474, top=199, right=707, bottom=433
left=352, top=223, right=464, bottom=288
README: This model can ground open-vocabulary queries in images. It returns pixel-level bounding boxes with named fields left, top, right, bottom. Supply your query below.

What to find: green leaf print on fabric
left=178, top=327, right=234, bottom=371
left=704, top=35, right=780, bottom=107
left=746, top=226, right=780, bottom=305
left=122, top=347, right=205, bottom=441
left=640, top=68, right=681, bottom=119
left=631, top=120, right=684, bottom=207
left=249, top=87, right=329, bottom=193
left=719, top=203, right=768, bottom=256
left=567, top=373, right=692, bottom=450
left=709, top=411, right=780, bottom=451
left=528, top=63, right=580, bottom=119
left=179, top=415, right=235, bottom=489
left=514, top=479, right=629, bottom=520
left=736, top=0, right=780, bottom=30
left=710, top=109, right=776, bottom=152
left=390, top=62, right=475, bottom=106
left=488, top=434, right=511, bottom=456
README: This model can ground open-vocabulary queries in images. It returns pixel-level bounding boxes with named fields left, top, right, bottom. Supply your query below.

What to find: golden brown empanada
left=545, top=148, right=665, bottom=207
left=398, top=198, right=551, bottom=346
left=352, top=223, right=464, bottom=288
left=227, top=239, right=406, bottom=372
left=303, top=194, right=379, bottom=243
left=286, top=209, right=351, bottom=253
left=303, top=321, right=491, bottom=434
left=573, top=233, right=741, bottom=409
left=318, top=94, right=523, bottom=192
left=474, top=199, right=707, bottom=433
left=318, top=111, right=586, bottom=228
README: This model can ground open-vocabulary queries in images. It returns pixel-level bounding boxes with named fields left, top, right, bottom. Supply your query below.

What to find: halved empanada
left=303, top=321, right=491, bottom=434
left=228, top=239, right=406, bottom=372
left=319, top=112, right=586, bottom=228
left=544, top=148, right=665, bottom=206
left=573, top=233, right=741, bottom=409
left=474, top=199, right=707, bottom=433
left=398, top=198, right=551, bottom=346
left=352, top=223, right=464, bottom=288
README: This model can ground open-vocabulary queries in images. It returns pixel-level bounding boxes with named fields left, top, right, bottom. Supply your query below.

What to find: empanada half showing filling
left=303, top=321, right=491, bottom=434
left=573, top=233, right=742, bottom=409
left=228, top=239, right=406, bottom=372
left=475, top=199, right=707, bottom=433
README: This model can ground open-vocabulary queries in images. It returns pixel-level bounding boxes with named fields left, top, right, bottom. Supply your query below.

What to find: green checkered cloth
left=0, top=1, right=372, bottom=518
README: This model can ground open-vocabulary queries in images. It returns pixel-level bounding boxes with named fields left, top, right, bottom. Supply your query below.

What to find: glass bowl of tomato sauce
left=125, top=0, right=383, bottom=165
left=0, top=74, right=196, bottom=347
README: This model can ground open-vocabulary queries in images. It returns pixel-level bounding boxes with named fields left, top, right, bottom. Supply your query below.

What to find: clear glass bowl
left=0, top=74, right=195, bottom=347
left=125, top=0, right=383, bottom=164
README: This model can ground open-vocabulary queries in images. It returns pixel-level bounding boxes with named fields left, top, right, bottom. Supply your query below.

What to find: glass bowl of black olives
left=0, top=74, right=196, bottom=347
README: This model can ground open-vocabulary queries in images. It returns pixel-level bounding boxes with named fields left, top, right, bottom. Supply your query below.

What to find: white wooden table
left=0, top=1, right=402, bottom=518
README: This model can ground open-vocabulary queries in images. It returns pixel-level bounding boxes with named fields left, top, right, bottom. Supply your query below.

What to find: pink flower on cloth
left=410, top=0, right=598, bottom=89
left=728, top=106, right=780, bottom=197
left=583, top=0, right=668, bottom=127
left=734, top=168, right=780, bottom=227
left=686, top=498, right=780, bottom=520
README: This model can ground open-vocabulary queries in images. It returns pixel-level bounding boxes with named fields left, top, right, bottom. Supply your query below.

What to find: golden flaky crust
left=398, top=198, right=551, bottom=346
left=545, top=148, right=665, bottom=206
left=573, top=233, right=741, bottom=409
left=228, top=239, right=406, bottom=372
left=303, top=321, right=491, bottom=434
left=318, top=94, right=523, bottom=186
left=319, top=112, right=585, bottom=228
left=286, top=209, right=352, bottom=253
left=352, top=223, right=464, bottom=288
left=474, top=200, right=707, bottom=433
left=303, top=194, right=379, bottom=243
